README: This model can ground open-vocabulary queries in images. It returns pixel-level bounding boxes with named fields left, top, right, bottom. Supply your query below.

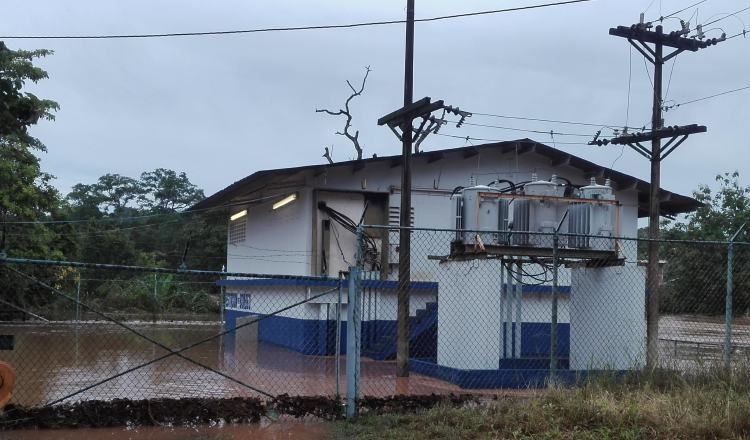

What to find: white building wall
left=436, top=260, right=502, bottom=370
left=227, top=284, right=436, bottom=322
left=225, top=285, right=319, bottom=319
left=570, top=265, right=646, bottom=369
left=227, top=188, right=313, bottom=276
left=226, top=147, right=644, bottom=278
left=435, top=259, right=571, bottom=370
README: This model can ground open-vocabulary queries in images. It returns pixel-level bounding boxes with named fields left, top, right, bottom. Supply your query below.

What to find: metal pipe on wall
left=505, top=262, right=514, bottom=359
left=515, top=261, right=523, bottom=359
left=499, top=259, right=506, bottom=362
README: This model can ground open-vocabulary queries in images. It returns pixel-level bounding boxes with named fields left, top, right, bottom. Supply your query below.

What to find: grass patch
left=334, top=369, right=750, bottom=439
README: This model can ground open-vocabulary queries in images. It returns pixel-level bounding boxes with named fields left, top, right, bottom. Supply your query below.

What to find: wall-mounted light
left=273, top=193, right=297, bottom=210
left=230, top=209, right=247, bottom=221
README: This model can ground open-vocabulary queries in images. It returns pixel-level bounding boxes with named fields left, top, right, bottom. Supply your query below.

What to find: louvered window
left=388, top=206, right=414, bottom=265
left=388, top=206, right=414, bottom=226
left=229, top=218, right=246, bottom=245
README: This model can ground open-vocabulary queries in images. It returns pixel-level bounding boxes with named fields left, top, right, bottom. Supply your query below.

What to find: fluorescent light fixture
left=230, top=209, right=247, bottom=221
left=273, top=193, right=297, bottom=210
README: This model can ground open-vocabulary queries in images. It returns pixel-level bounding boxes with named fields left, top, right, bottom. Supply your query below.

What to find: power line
left=699, top=5, right=750, bottom=29
left=450, top=120, right=596, bottom=137
left=1, top=191, right=290, bottom=225
left=470, top=112, right=642, bottom=131
left=4, top=218, right=195, bottom=237
left=664, top=84, right=750, bottom=110
left=433, top=131, right=590, bottom=146
left=0, top=0, right=592, bottom=40
left=727, top=28, right=748, bottom=39
left=651, top=0, right=709, bottom=22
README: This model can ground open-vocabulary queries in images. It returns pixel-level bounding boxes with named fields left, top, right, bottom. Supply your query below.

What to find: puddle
left=0, top=420, right=331, bottom=440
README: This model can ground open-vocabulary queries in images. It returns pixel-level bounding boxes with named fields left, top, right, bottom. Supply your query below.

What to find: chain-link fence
left=0, top=261, right=347, bottom=409
left=351, top=226, right=750, bottom=397
left=0, top=228, right=748, bottom=418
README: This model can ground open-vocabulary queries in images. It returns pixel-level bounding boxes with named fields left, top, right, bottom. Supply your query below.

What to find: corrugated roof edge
left=189, top=138, right=701, bottom=217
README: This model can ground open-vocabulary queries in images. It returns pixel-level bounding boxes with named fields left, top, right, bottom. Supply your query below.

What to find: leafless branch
left=323, top=146, right=334, bottom=164
left=316, top=66, right=371, bottom=161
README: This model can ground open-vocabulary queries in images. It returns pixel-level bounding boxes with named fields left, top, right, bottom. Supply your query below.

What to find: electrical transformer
left=455, top=183, right=509, bottom=246
left=568, top=178, right=616, bottom=250
left=511, top=174, right=566, bottom=246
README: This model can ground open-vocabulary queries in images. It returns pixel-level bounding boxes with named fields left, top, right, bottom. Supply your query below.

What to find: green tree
left=660, top=172, right=750, bottom=315
left=67, top=173, right=142, bottom=217
left=0, top=42, right=60, bottom=240
left=0, top=42, right=71, bottom=309
left=138, top=168, right=204, bottom=213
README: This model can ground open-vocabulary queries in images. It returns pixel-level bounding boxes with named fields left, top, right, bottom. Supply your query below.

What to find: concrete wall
left=435, top=259, right=571, bottom=370
left=226, top=187, right=313, bottom=276
left=570, top=265, right=646, bottom=370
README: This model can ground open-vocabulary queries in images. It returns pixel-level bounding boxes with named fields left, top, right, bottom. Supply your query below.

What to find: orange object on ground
left=0, top=362, right=15, bottom=409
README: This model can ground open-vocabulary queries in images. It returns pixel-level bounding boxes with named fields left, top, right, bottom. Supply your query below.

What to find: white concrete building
left=194, top=139, right=698, bottom=387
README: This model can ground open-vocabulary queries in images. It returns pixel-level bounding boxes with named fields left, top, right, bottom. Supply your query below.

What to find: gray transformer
left=568, top=178, right=616, bottom=250
left=458, top=185, right=510, bottom=246
left=511, top=175, right=566, bottom=247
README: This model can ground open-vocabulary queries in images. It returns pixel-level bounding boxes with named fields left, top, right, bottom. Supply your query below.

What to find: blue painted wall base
left=410, top=359, right=625, bottom=389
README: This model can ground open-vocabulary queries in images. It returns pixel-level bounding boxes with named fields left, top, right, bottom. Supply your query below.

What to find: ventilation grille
left=568, top=204, right=591, bottom=249
left=388, top=206, right=414, bottom=226
left=229, top=218, right=246, bottom=245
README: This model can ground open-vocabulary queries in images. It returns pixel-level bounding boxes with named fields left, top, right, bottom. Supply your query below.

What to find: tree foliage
left=0, top=42, right=224, bottom=318
left=0, top=42, right=73, bottom=309
left=660, top=172, right=750, bottom=315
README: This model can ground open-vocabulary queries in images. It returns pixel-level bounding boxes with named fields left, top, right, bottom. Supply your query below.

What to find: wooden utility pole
left=378, top=0, right=468, bottom=378
left=396, top=0, right=415, bottom=378
left=598, top=22, right=723, bottom=368
left=647, top=24, right=665, bottom=371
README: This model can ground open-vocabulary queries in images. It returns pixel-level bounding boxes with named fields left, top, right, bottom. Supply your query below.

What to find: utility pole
left=378, top=0, right=470, bottom=378
left=594, top=19, right=723, bottom=368
left=396, top=0, right=415, bottom=379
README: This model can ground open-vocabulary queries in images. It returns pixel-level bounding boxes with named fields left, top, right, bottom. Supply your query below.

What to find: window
left=229, top=217, right=246, bottom=245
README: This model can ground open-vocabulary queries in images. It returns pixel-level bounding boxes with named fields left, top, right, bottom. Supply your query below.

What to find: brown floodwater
left=0, top=315, right=747, bottom=409
left=0, top=420, right=330, bottom=440
left=0, top=320, right=482, bottom=408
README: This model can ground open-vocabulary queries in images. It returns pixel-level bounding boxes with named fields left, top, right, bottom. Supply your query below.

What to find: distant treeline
left=1, top=42, right=224, bottom=317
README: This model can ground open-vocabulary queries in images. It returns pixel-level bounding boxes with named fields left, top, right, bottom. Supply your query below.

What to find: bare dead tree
left=322, top=146, right=334, bottom=164
left=316, top=66, right=371, bottom=161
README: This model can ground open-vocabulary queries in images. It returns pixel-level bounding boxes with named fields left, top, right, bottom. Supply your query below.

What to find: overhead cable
left=433, top=132, right=590, bottom=146
left=664, top=84, right=750, bottom=110
left=1, top=191, right=291, bottom=225
left=471, top=112, right=642, bottom=131
left=453, top=120, right=598, bottom=138
left=0, top=0, right=591, bottom=39
left=651, top=0, right=709, bottom=23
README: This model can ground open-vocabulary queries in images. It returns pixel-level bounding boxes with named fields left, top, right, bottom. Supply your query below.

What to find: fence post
left=725, top=223, right=746, bottom=371
left=76, top=276, right=81, bottom=322
left=220, top=265, right=226, bottom=325
left=550, top=230, right=559, bottom=380
left=346, top=227, right=364, bottom=419
left=153, top=273, right=158, bottom=322
left=335, top=271, right=343, bottom=399
left=346, top=266, right=362, bottom=419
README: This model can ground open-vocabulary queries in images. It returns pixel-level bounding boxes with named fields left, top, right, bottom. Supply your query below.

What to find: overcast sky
left=4, top=0, right=749, bottom=200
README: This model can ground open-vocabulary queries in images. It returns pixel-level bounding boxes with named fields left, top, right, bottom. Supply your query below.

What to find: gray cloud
left=4, top=0, right=748, bottom=199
